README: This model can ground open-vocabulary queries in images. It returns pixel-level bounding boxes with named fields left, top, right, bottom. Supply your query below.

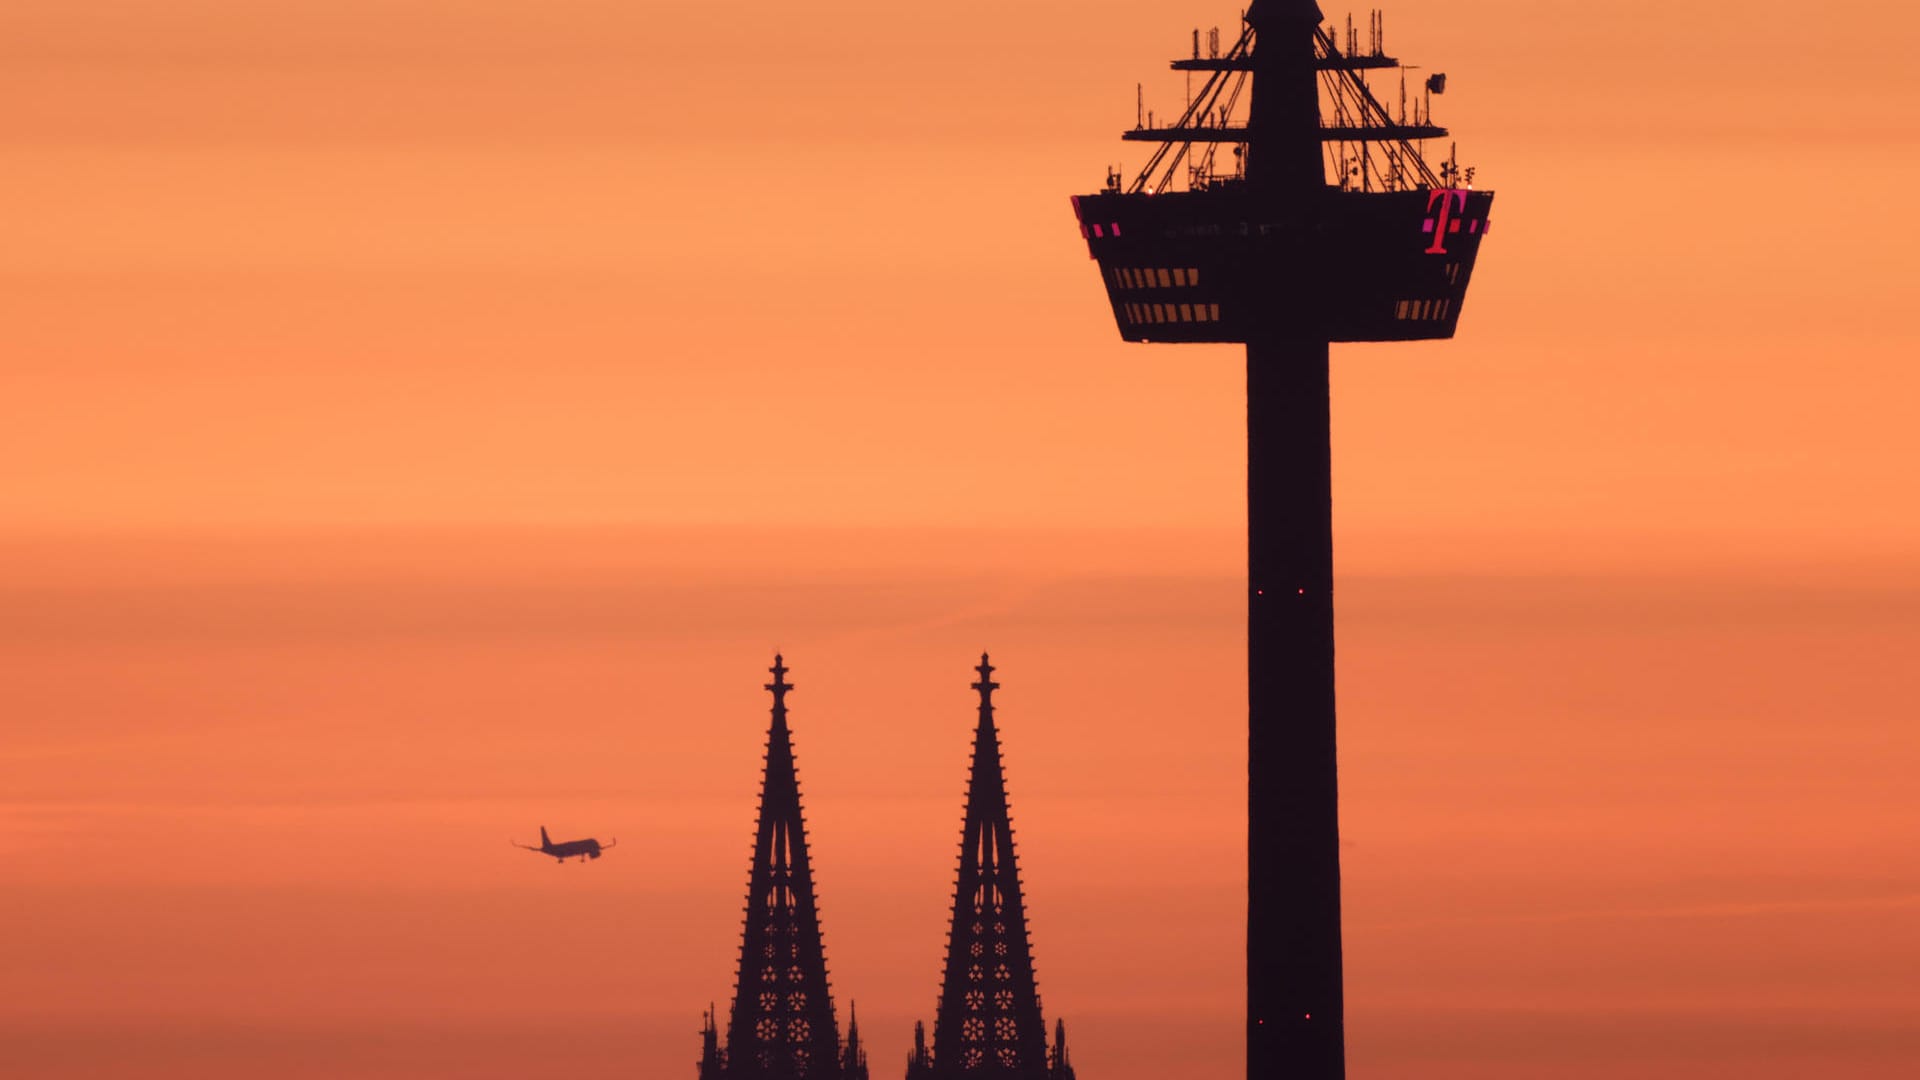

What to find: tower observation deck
left=1069, top=4, right=1494, bottom=1079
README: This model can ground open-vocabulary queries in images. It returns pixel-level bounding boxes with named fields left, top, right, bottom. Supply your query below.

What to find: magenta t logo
left=1423, top=189, right=1470, bottom=254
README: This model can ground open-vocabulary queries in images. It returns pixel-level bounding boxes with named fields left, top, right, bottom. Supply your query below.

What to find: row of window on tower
left=1396, top=298, right=1453, bottom=321
left=1125, top=300, right=1222, bottom=325
left=1111, top=266, right=1202, bottom=290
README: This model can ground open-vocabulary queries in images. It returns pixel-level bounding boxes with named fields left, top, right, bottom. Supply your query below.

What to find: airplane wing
left=600, top=837, right=617, bottom=850
left=510, top=839, right=545, bottom=852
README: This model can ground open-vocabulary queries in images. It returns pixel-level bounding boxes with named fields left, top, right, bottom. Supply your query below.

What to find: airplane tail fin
left=540, top=826, right=551, bottom=849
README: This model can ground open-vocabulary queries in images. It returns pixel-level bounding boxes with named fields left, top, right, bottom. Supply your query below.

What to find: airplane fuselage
left=542, top=838, right=603, bottom=861
left=517, top=827, right=614, bottom=863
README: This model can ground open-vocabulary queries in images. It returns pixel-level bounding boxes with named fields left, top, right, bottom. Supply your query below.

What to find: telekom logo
left=1422, top=188, right=1470, bottom=254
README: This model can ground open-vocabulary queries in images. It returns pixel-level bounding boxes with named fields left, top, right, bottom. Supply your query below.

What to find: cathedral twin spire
left=909, top=655, right=1074, bottom=1080
left=702, top=656, right=867, bottom=1080
left=704, top=655, right=1074, bottom=1080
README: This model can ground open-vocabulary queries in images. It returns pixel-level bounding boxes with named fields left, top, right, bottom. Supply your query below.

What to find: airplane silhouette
left=513, top=826, right=616, bottom=863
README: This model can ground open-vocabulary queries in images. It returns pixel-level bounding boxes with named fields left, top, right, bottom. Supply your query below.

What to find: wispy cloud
left=1361, top=892, right=1920, bottom=931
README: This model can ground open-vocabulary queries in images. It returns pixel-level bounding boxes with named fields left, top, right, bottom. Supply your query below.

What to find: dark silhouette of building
left=1070, top=4, right=1493, bottom=1078
left=701, top=656, right=869, bottom=1080
left=905, top=656, right=1076, bottom=1080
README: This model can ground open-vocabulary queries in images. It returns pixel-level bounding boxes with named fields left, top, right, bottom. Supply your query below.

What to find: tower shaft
left=1246, top=339, right=1344, bottom=1078
left=1245, top=3, right=1346, bottom=1077
left=1245, top=0, right=1326, bottom=199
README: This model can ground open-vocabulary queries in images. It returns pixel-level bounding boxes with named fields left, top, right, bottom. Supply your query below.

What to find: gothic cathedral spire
left=703, top=656, right=865, bottom=1080
left=908, top=655, right=1076, bottom=1080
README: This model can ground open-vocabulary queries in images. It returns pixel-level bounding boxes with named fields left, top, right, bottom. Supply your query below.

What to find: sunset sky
left=4, top=1, right=1919, bottom=1077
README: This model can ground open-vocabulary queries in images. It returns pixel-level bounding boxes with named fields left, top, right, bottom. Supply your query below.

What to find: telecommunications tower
left=1069, top=3, right=1493, bottom=1077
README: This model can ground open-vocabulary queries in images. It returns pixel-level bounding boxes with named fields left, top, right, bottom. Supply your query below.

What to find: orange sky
left=4, top=1, right=1919, bottom=1078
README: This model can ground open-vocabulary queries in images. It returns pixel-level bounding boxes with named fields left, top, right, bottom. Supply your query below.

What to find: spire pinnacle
left=766, top=653, right=793, bottom=717
left=842, top=1001, right=869, bottom=1080
left=971, top=652, right=998, bottom=712
left=700, top=1002, right=725, bottom=1076
left=1049, top=1019, right=1076, bottom=1080
left=906, top=1019, right=931, bottom=1079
